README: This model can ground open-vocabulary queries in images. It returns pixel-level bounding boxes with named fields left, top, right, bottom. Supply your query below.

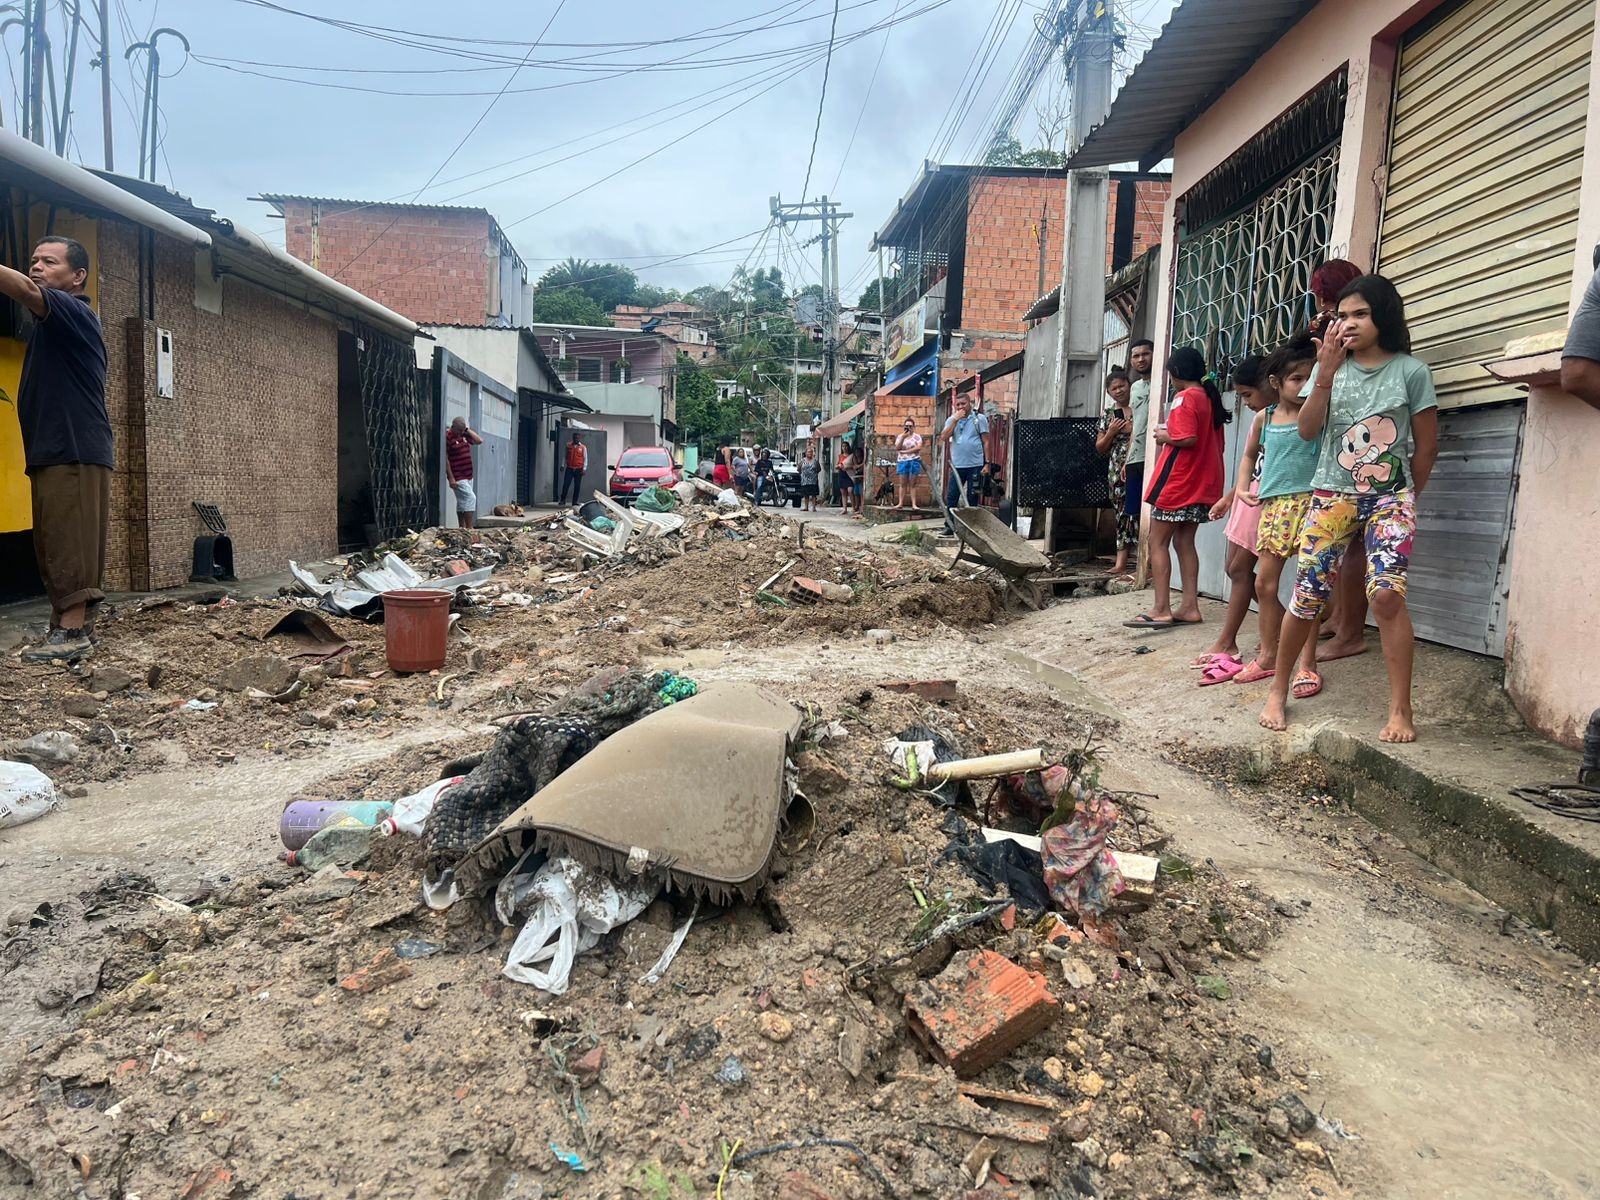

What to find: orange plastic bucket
left=382, top=588, right=452, bottom=673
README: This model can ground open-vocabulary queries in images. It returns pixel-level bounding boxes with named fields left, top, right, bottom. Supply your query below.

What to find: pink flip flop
left=1198, top=655, right=1245, bottom=686
left=1232, top=660, right=1275, bottom=684
left=1292, top=669, right=1324, bottom=699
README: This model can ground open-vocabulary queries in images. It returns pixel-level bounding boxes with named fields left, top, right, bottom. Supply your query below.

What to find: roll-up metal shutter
left=1374, top=0, right=1592, bottom=656
left=1377, top=0, right=1594, bottom=410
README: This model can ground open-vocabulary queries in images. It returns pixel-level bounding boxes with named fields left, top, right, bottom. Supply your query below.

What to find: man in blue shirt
left=939, top=391, right=989, bottom=533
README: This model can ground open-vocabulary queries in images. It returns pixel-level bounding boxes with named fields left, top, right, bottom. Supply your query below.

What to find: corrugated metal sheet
left=1407, top=404, right=1524, bottom=656
left=1067, top=0, right=1320, bottom=170
left=1376, top=0, right=1594, bottom=410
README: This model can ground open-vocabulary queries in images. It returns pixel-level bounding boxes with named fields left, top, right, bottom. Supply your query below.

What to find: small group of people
left=708, top=443, right=788, bottom=506
left=1104, top=261, right=1438, bottom=744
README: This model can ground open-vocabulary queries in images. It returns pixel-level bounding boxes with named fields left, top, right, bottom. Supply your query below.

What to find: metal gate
left=355, top=324, right=431, bottom=541
left=1372, top=0, right=1591, bottom=654
left=1170, top=78, right=1344, bottom=600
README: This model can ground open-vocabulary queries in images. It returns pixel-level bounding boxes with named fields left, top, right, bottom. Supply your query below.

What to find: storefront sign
left=884, top=298, right=928, bottom=371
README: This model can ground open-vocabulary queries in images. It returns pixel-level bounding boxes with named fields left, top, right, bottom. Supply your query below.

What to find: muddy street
left=2, top=513, right=1597, bottom=1200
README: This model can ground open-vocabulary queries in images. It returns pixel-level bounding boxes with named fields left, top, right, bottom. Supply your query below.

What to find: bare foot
left=1379, top=708, right=1416, bottom=743
left=1259, top=695, right=1288, bottom=731
left=1317, top=638, right=1367, bottom=663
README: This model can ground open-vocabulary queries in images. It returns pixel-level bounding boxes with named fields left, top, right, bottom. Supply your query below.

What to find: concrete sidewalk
left=995, top=588, right=1600, bottom=958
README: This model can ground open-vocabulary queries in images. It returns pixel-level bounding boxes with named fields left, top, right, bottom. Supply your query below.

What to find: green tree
left=984, top=133, right=1066, bottom=168
left=528, top=286, right=610, bottom=327
left=857, top=276, right=901, bottom=311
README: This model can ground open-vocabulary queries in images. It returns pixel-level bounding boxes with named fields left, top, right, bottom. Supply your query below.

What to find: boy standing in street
left=445, top=416, right=483, bottom=529
left=1123, top=339, right=1155, bottom=532
left=2, top=237, right=110, bottom=663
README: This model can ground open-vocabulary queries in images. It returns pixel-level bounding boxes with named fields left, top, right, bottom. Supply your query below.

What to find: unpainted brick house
left=0, top=131, right=422, bottom=601
left=862, top=164, right=1170, bottom=495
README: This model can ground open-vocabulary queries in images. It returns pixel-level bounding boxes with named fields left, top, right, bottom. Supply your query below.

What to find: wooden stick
left=894, top=1074, right=1056, bottom=1110
left=758, top=558, right=798, bottom=592
left=925, top=748, right=1046, bottom=784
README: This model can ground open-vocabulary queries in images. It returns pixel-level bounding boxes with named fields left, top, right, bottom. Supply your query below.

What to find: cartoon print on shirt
left=1336, top=414, right=1405, bottom=494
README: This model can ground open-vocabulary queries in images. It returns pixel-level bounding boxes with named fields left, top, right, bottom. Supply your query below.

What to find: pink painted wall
left=1503, top=19, right=1600, bottom=747
left=1139, top=0, right=1600, bottom=745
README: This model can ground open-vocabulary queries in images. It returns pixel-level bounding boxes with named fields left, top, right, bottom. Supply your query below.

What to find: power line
left=829, top=0, right=902, bottom=194
left=335, top=1, right=569, bottom=276
left=797, top=0, right=840, bottom=202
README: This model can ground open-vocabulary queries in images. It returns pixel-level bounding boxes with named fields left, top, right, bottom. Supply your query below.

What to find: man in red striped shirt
left=445, top=417, right=483, bottom=529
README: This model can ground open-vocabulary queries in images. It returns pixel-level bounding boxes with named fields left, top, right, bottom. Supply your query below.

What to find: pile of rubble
left=1, top=666, right=1355, bottom=1198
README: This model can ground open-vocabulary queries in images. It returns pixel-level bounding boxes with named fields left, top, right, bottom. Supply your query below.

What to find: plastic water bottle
left=287, top=820, right=376, bottom=871
left=279, top=800, right=395, bottom=851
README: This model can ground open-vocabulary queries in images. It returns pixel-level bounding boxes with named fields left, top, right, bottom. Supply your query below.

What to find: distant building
left=610, top=301, right=718, bottom=361
left=527, top=324, right=679, bottom=470
left=258, top=195, right=530, bottom=328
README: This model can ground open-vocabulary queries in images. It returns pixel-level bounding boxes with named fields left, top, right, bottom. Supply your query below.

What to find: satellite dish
left=794, top=294, right=823, bottom=325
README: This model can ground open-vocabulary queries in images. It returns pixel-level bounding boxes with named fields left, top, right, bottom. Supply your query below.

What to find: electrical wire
left=797, top=0, right=840, bottom=202
left=335, top=0, right=569, bottom=276
left=829, top=0, right=902, bottom=195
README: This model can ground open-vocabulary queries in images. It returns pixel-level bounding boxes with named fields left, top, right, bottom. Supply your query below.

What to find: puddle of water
left=643, top=648, right=731, bottom=673
left=995, top=647, right=1118, bottom=717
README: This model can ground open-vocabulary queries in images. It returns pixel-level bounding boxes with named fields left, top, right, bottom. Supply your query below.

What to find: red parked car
left=608, top=446, right=680, bottom=504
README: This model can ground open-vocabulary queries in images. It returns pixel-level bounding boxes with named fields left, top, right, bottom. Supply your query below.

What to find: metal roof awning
left=1068, top=0, right=1319, bottom=171
left=521, top=387, right=591, bottom=413
left=815, top=397, right=868, bottom=438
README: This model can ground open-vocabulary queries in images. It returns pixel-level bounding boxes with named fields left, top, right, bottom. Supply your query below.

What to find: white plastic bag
left=501, top=856, right=659, bottom=993
left=379, top=776, right=465, bottom=837
left=0, top=760, right=59, bottom=830
left=716, top=488, right=741, bottom=510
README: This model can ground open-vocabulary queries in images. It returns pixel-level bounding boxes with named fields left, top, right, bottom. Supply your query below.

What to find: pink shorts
left=1223, top=497, right=1262, bottom=552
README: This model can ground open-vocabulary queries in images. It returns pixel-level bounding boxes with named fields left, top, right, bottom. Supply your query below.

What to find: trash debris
left=279, top=799, right=394, bottom=851
left=1041, top=783, right=1127, bottom=919
left=457, top=682, right=801, bottom=905
left=338, top=947, right=412, bottom=995
left=904, top=949, right=1060, bottom=1077
left=393, top=937, right=441, bottom=960
left=257, top=610, right=352, bottom=659
left=378, top=776, right=465, bottom=838
left=788, top=576, right=853, bottom=604
left=0, top=760, right=59, bottom=829
left=6, top=730, right=80, bottom=766
left=714, top=1055, right=748, bottom=1086
left=182, top=699, right=218, bottom=712
left=940, top=817, right=1052, bottom=914
left=288, top=822, right=375, bottom=871
left=549, top=1144, right=589, bottom=1173
left=640, top=898, right=700, bottom=986
left=499, top=856, right=658, bottom=993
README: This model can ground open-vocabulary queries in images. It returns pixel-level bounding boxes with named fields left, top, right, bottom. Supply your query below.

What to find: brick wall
left=99, top=221, right=341, bottom=590
left=1108, top=178, right=1169, bottom=274
left=278, top=200, right=492, bottom=327
left=871, top=174, right=1169, bottom=439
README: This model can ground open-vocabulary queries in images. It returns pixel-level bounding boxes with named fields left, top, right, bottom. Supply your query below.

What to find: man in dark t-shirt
left=1, top=236, right=110, bottom=662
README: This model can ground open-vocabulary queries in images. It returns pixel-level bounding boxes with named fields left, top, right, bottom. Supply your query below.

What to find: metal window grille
left=1172, top=148, right=1341, bottom=382
left=355, top=323, right=431, bottom=541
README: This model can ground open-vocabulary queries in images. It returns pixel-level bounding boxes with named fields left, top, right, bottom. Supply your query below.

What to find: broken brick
left=570, top=1046, right=604, bottom=1088
left=876, top=679, right=959, bottom=702
left=337, top=947, right=412, bottom=995
left=904, top=949, right=1060, bottom=1078
left=446, top=559, right=471, bottom=576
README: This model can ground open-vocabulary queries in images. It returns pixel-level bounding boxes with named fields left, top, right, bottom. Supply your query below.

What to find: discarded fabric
left=1040, top=783, right=1126, bottom=918
left=938, top=813, right=1052, bottom=914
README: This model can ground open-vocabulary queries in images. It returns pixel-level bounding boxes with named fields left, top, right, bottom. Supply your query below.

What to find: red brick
left=904, top=949, right=1060, bottom=1078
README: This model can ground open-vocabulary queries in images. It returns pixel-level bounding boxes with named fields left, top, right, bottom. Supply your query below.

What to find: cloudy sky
left=10, top=0, right=1177, bottom=301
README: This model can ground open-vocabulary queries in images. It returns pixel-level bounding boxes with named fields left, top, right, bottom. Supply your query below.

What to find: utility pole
left=28, top=0, right=46, bottom=145
left=770, top=195, right=851, bottom=425
left=98, top=0, right=112, bottom=169
left=1050, top=0, right=1115, bottom=419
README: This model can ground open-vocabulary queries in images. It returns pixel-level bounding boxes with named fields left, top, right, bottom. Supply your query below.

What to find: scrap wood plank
left=893, top=1073, right=1056, bottom=1110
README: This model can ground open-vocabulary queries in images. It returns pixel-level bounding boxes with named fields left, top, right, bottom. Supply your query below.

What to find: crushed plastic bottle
left=287, top=820, right=375, bottom=871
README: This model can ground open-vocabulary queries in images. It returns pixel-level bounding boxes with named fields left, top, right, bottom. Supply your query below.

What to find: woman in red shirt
left=1125, top=346, right=1229, bottom=629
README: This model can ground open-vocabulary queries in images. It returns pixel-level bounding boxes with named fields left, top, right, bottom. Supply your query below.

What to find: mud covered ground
left=1, top=502, right=1357, bottom=1199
